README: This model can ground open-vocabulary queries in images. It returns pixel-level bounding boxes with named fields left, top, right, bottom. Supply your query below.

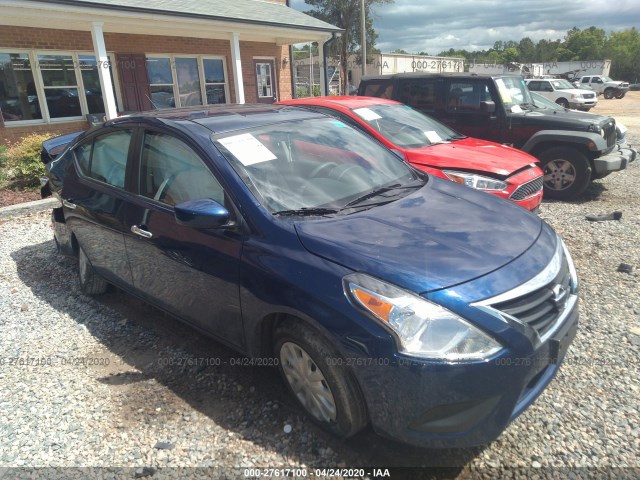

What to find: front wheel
left=539, top=147, right=592, bottom=200
left=615, top=92, right=626, bottom=99
left=274, top=320, right=368, bottom=438
left=555, top=98, right=570, bottom=109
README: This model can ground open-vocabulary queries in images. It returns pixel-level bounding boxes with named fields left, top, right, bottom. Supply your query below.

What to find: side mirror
left=480, top=101, right=496, bottom=114
left=174, top=198, right=235, bottom=229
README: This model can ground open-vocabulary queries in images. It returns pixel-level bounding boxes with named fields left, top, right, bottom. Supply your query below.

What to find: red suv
left=280, top=96, right=543, bottom=211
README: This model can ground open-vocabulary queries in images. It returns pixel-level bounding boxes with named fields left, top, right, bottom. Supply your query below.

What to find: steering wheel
left=331, top=164, right=362, bottom=182
left=310, top=162, right=338, bottom=178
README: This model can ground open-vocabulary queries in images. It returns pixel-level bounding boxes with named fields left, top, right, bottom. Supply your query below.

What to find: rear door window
left=360, top=80, right=394, bottom=99
left=74, top=130, right=133, bottom=188
left=398, top=79, right=437, bottom=112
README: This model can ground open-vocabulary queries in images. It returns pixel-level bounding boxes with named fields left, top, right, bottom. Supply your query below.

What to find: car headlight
left=343, top=273, right=503, bottom=361
left=442, top=171, right=507, bottom=191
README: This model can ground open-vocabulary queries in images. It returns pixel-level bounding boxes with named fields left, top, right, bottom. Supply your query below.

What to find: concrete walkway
left=0, top=197, right=59, bottom=219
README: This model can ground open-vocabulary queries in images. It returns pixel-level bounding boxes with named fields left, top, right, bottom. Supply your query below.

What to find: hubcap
left=279, top=342, right=337, bottom=423
left=543, top=159, right=576, bottom=191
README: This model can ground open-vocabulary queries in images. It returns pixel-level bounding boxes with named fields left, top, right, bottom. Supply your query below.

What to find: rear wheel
left=78, top=245, right=108, bottom=295
left=555, top=98, right=570, bottom=109
left=603, top=88, right=614, bottom=99
left=539, top=147, right=592, bottom=200
left=274, top=320, right=368, bottom=438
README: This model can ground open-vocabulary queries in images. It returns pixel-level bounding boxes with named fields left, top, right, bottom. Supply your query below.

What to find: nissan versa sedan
left=42, top=105, right=578, bottom=448
left=279, top=96, right=544, bottom=211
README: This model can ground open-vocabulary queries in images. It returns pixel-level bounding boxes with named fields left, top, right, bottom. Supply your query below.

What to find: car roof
left=282, top=96, right=401, bottom=109
left=108, top=104, right=325, bottom=134
left=361, top=72, right=523, bottom=81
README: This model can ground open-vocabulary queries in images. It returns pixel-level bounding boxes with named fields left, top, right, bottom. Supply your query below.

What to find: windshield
left=213, top=117, right=421, bottom=214
left=530, top=91, right=563, bottom=110
left=350, top=104, right=463, bottom=149
left=495, top=76, right=533, bottom=110
left=602, top=76, right=612, bottom=82
left=551, top=79, right=575, bottom=90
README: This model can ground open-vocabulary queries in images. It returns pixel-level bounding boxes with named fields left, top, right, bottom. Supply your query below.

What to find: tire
left=539, top=147, right=592, bottom=200
left=556, top=98, right=570, bottom=109
left=603, top=88, right=614, bottom=99
left=78, top=245, right=108, bottom=295
left=615, top=92, right=626, bottom=99
left=274, top=320, right=368, bottom=438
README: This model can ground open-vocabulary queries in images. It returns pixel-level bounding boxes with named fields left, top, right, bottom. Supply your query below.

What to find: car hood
left=405, top=137, right=536, bottom=177
left=558, top=88, right=597, bottom=96
left=512, top=108, right=613, bottom=130
left=294, top=178, right=542, bottom=294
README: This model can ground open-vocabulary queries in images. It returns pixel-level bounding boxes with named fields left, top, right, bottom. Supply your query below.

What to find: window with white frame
left=145, top=55, right=229, bottom=109
left=0, top=50, right=120, bottom=125
left=0, top=52, right=43, bottom=122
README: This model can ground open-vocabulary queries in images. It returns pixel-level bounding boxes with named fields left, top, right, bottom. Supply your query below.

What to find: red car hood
left=406, top=137, right=537, bottom=177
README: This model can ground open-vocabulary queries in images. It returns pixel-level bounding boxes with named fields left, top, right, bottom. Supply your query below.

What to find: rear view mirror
left=480, top=101, right=496, bottom=114
left=174, top=199, right=234, bottom=229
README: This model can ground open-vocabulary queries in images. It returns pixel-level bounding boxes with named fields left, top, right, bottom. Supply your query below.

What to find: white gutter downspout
left=90, top=21, right=118, bottom=119
left=230, top=32, right=245, bottom=104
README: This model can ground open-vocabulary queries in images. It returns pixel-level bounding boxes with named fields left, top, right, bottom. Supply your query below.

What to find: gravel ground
left=1, top=128, right=639, bottom=478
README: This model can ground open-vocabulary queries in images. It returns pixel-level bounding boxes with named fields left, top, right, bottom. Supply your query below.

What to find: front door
left=124, top=128, right=245, bottom=347
left=254, top=60, right=276, bottom=103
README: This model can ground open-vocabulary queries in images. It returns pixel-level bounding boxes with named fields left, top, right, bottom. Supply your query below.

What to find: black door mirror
left=480, top=101, right=496, bottom=114
left=174, top=199, right=234, bottom=229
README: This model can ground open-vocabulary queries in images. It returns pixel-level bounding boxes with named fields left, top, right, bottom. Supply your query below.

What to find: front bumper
left=593, top=143, right=636, bottom=175
left=354, top=298, right=578, bottom=448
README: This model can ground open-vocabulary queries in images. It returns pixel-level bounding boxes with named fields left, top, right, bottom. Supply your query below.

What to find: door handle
left=62, top=199, right=76, bottom=210
left=131, top=225, right=153, bottom=239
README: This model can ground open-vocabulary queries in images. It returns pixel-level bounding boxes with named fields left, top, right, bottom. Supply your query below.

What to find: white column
left=230, top=32, right=245, bottom=104
left=318, top=41, right=326, bottom=96
left=90, top=22, right=118, bottom=119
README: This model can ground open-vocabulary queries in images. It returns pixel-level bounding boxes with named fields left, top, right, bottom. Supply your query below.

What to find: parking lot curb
left=0, top=197, right=58, bottom=219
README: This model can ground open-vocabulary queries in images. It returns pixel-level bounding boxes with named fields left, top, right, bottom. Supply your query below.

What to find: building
left=294, top=52, right=465, bottom=95
left=0, top=0, right=341, bottom=144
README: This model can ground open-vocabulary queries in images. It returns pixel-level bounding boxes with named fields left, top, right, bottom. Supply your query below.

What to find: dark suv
left=359, top=73, right=636, bottom=199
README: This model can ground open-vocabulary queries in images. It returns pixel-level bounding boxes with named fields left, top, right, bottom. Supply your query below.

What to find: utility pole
left=361, top=0, right=366, bottom=77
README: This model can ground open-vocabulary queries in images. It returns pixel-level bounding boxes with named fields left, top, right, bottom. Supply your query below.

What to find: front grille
left=603, top=122, right=617, bottom=148
left=583, top=93, right=596, bottom=100
left=491, top=257, right=571, bottom=338
left=510, top=176, right=543, bottom=201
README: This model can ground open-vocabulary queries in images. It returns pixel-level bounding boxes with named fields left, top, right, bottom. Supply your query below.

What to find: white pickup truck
left=576, top=75, right=630, bottom=99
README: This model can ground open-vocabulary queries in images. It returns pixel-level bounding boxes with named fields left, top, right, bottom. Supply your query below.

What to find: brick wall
left=1, top=26, right=296, bottom=145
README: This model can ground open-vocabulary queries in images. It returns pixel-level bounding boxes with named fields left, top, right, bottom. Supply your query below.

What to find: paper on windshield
left=494, top=78, right=512, bottom=103
left=510, top=105, right=523, bottom=114
left=218, top=133, right=277, bottom=166
left=353, top=107, right=382, bottom=121
left=424, top=131, right=442, bottom=143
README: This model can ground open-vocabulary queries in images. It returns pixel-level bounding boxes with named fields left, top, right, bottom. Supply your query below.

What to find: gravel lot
left=1, top=98, right=639, bottom=479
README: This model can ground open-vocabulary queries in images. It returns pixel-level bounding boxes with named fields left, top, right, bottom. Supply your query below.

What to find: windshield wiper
left=341, top=181, right=423, bottom=210
left=273, top=207, right=339, bottom=217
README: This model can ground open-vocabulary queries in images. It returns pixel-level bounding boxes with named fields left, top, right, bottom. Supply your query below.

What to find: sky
left=289, top=0, right=640, bottom=54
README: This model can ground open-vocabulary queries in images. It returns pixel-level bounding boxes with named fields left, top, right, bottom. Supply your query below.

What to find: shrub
left=3, top=133, right=52, bottom=188
left=0, top=145, right=7, bottom=183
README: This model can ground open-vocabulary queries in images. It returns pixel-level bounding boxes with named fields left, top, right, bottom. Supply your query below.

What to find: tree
left=304, top=0, right=393, bottom=93
left=518, top=37, right=536, bottom=62
left=605, top=27, right=640, bottom=81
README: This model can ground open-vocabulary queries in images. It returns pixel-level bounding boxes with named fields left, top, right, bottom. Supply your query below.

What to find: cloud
left=290, top=0, right=640, bottom=54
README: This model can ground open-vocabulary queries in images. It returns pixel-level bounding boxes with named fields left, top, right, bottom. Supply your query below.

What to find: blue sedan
left=42, top=104, right=578, bottom=447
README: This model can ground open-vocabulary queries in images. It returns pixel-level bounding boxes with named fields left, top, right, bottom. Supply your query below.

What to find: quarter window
left=139, top=131, right=225, bottom=207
